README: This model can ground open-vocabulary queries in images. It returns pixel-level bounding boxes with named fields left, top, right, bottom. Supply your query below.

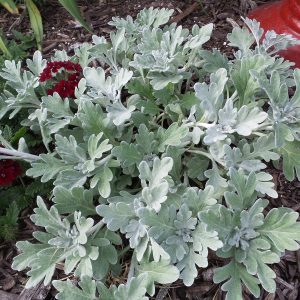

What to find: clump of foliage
left=0, top=0, right=90, bottom=49
left=0, top=180, right=53, bottom=240
left=0, top=30, right=35, bottom=90
left=0, top=8, right=300, bottom=299
left=0, top=119, right=52, bottom=240
left=0, top=30, right=42, bottom=241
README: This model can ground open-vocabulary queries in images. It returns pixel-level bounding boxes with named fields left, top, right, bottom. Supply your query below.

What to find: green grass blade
left=58, top=0, right=91, bottom=32
left=0, top=0, right=19, bottom=14
left=25, top=0, right=43, bottom=50
left=0, top=35, right=12, bottom=58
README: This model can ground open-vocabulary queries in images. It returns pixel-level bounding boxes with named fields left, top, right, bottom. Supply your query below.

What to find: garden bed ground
left=1, top=0, right=300, bottom=299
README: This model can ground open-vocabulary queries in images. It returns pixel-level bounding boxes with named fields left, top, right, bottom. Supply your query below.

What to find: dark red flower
left=0, top=159, right=22, bottom=186
left=39, top=60, right=82, bottom=99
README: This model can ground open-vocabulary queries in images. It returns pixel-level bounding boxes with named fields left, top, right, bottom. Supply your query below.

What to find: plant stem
left=0, top=148, right=39, bottom=161
left=186, top=149, right=212, bottom=160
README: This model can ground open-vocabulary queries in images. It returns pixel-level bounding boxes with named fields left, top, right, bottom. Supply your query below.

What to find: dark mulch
left=1, top=0, right=299, bottom=299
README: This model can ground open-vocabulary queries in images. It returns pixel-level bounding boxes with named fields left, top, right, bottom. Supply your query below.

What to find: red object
left=39, top=61, right=82, bottom=99
left=248, top=0, right=300, bottom=67
left=0, top=159, right=22, bottom=186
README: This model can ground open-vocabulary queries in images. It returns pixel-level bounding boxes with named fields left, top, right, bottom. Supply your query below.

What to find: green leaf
left=214, top=260, right=260, bottom=300
left=26, top=154, right=70, bottom=182
left=204, top=163, right=228, bottom=198
left=31, top=197, right=70, bottom=234
left=258, top=207, right=300, bottom=252
left=58, top=0, right=91, bottom=32
left=240, top=238, right=279, bottom=293
left=183, top=186, right=217, bottom=216
left=231, top=55, right=271, bottom=107
left=42, top=94, right=74, bottom=119
left=138, top=205, right=176, bottom=241
left=157, top=123, right=189, bottom=152
left=112, top=274, right=149, bottom=300
left=138, top=157, right=173, bottom=212
left=26, top=247, right=65, bottom=288
left=227, top=27, right=255, bottom=53
left=137, top=7, right=174, bottom=28
left=55, top=134, right=86, bottom=165
left=0, top=0, right=18, bottom=14
left=92, top=242, right=118, bottom=280
left=53, top=277, right=98, bottom=300
left=87, top=133, right=112, bottom=162
left=148, top=72, right=183, bottom=90
left=137, top=260, right=179, bottom=295
left=177, top=223, right=223, bottom=286
left=0, top=201, right=19, bottom=225
left=186, top=157, right=209, bottom=180
left=136, top=124, right=157, bottom=154
left=107, top=101, right=135, bottom=126
left=0, top=34, right=12, bottom=58
left=25, top=0, right=43, bottom=50
left=184, top=23, right=213, bottom=50
left=225, top=169, right=257, bottom=211
left=280, top=141, right=300, bottom=181
left=199, top=49, right=229, bottom=73
left=97, top=202, right=135, bottom=232
left=91, top=166, right=113, bottom=198
left=194, top=68, right=228, bottom=121
left=77, top=101, right=109, bottom=136
left=112, top=142, right=143, bottom=168
left=52, top=186, right=96, bottom=216
left=199, top=205, right=234, bottom=241
left=235, top=106, right=267, bottom=136
left=54, top=169, right=87, bottom=189
left=12, top=241, right=49, bottom=272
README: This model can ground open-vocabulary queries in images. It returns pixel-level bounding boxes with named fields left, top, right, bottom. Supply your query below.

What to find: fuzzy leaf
left=194, top=68, right=228, bottom=121
left=157, top=123, right=189, bottom=152
left=52, top=186, right=96, bottom=216
left=112, top=142, right=143, bottom=167
left=280, top=141, right=300, bottom=181
left=227, top=27, right=255, bottom=53
left=26, top=154, right=71, bottom=182
left=258, top=208, right=300, bottom=252
left=111, top=275, right=148, bottom=300
left=137, top=260, right=179, bottom=295
left=97, top=202, right=135, bottom=232
left=53, top=277, right=97, bottom=300
left=138, top=157, right=173, bottom=212
left=214, top=261, right=260, bottom=300
left=178, top=223, right=223, bottom=286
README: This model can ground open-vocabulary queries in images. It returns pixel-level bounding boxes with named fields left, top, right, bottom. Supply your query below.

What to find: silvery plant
left=1, top=7, right=300, bottom=300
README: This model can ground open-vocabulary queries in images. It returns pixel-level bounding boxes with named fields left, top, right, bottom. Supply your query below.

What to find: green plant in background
left=0, top=30, right=35, bottom=90
left=0, top=181, right=53, bottom=240
left=0, top=114, right=52, bottom=241
left=0, top=0, right=91, bottom=49
left=1, top=7, right=300, bottom=300
left=0, top=30, right=36, bottom=241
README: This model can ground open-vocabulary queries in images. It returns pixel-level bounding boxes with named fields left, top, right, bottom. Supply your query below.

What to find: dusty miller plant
left=1, top=7, right=300, bottom=300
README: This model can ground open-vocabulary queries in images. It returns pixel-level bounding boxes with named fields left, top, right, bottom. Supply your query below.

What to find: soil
left=1, top=0, right=300, bottom=299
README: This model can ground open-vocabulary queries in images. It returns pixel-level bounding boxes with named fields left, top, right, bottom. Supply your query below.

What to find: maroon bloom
left=0, top=159, right=22, bottom=186
left=39, top=61, right=82, bottom=99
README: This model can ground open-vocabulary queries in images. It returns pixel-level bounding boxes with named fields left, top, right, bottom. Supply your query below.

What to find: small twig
left=156, top=285, right=171, bottom=300
left=170, top=2, right=200, bottom=24
left=43, top=42, right=58, bottom=54
left=8, top=9, right=26, bottom=32
left=275, top=277, right=295, bottom=290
